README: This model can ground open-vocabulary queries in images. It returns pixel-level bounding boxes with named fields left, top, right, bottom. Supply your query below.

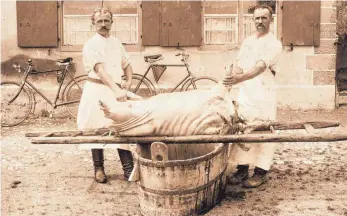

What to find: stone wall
left=276, top=1, right=337, bottom=110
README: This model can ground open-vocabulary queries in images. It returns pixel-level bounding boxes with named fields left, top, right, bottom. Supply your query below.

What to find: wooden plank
left=282, top=1, right=321, bottom=46
left=25, top=128, right=110, bottom=137
left=40, top=132, right=54, bottom=137
left=250, top=121, right=340, bottom=131
left=25, top=121, right=340, bottom=138
left=31, top=133, right=347, bottom=144
left=304, top=124, right=315, bottom=134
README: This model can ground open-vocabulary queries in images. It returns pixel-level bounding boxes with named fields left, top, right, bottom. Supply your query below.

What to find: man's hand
left=115, top=90, right=128, bottom=102
left=121, top=81, right=131, bottom=91
left=222, top=74, right=244, bottom=86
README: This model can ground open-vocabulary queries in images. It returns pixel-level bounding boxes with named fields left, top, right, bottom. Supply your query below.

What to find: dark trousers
left=91, top=149, right=134, bottom=178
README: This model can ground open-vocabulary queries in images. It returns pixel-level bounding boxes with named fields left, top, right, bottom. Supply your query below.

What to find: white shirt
left=236, top=32, right=282, bottom=120
left=82, top=34, right=131, bottom=84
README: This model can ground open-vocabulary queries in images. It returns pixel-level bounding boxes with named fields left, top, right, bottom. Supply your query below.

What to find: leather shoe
left=94, top=167, right=107, bottom=183
left=227, top=166, right=249, bottom=185
left=118, top=149, right=134, bottom=180
left=242, top=173, right=269, bottom=188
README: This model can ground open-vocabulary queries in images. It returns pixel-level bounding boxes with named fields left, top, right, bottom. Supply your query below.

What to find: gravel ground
left=1, top=107, right=347, bottom=216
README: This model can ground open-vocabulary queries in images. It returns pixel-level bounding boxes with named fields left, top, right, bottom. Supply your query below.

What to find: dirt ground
left=1, top=106, right=347, bottom=216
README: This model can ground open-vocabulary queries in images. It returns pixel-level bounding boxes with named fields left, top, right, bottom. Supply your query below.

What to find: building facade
left=1, top=0, right=342, bottom=113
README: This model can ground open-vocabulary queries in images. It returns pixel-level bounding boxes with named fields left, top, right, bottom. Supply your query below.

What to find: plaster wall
left=1, top=0, right=337, bottom=116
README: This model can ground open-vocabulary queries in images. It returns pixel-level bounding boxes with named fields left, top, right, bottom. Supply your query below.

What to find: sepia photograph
left=1, top=0, right=347, bottom=215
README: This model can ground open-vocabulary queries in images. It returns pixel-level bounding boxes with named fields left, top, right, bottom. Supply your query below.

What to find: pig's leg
left=99, top=100, right=142, bottom=124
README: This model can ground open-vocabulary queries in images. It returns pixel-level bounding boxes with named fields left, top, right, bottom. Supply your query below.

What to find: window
left=203, top=0, right=278, bottom=45
left=63, top=15, right=93, bottom=46
left=203, top=1, right=238, bottom=45
left=204, top=15, right=238, bottom=44
left=111, top=15, right=138, bottom=44
left=62, top=1, right=138, bottom=46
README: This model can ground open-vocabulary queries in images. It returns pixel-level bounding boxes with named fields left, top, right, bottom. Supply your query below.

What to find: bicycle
left=126, top=52, right=218, bottom=98
left=1, top=57, right=87, bottom=127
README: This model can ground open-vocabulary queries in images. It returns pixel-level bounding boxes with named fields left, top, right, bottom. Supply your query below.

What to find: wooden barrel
left=134, top=143, right=228, bottom=216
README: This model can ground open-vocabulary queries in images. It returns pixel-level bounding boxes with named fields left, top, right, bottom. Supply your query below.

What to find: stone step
left=337, top=91, right=347, bottom=105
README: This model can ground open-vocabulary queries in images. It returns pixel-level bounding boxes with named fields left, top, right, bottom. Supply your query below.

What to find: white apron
left=77, top=81, right=140, bottom=150
left=228, top=32, right=282, bottom=171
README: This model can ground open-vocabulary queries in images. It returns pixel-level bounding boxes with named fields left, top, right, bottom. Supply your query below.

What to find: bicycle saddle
left=56, top=57, right=73, bottom=63
left=144, top=54, right=162, bottom=62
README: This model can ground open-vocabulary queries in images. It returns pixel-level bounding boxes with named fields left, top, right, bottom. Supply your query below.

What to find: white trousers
left=228, top=89, right=277, bottom=171
left=229, top=141, right=278, bottom=171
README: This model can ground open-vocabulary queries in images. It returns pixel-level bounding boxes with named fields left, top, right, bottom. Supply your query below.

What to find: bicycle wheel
left=1, top=81, right=33, bottom=127
left=128, top=74, right=155, bottom=98
left=183, top=76, right=218, bottom=91
left=63, top=75, right=87, bottom=119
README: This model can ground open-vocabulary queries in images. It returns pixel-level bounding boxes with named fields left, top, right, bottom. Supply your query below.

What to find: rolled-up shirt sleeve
left=258, top=40, right=282, bottom=70
left=82, top=44, right=103, bottom=73
left=119, top=42, right=131, bottom=69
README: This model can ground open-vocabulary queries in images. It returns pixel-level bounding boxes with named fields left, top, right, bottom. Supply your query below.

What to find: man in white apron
left=78, top=8, right=139, bottom=183
left=223, top=5, right=282, bottom=188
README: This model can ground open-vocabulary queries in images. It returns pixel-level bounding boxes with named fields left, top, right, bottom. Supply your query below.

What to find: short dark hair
left=253, top=4, right=274, bottom=17
left=91, top=8, right=113, bottom=24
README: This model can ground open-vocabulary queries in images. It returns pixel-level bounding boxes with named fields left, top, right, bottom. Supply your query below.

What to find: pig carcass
left=100, top=84, right=249, bottom=137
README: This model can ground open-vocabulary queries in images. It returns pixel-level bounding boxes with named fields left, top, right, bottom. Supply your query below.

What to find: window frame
left=203, top=14, right=239, bottom=45
left=58, top=1, right=141, bottom=52
left=200, top=0, right=280, bottom=51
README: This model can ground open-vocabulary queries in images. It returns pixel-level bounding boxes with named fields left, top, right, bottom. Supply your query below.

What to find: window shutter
left=282, top=1, right=321, bottom=46
left=17, top=1, right=58, bottom=47
left=161, top=1, right=202, bottom=47
left=142, top=1, right=161, bottom=46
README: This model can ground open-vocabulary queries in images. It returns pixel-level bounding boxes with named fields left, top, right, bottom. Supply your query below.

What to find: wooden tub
left=134, top=143, right=228, bottom=216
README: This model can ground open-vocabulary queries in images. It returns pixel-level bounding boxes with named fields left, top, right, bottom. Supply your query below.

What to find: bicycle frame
left=135, top=58, right=197, bottom=93
left=9, top=63, right=81, bottom=108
